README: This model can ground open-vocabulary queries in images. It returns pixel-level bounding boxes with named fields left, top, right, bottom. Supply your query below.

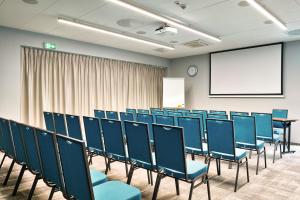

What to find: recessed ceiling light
left=136, top=31, right=146, bottom=35
left=264, top=20, right=273, bottom=24
left=22, top=0, right=38, bottom=4
left=116, top=19, right=143, bottom=28
left=238, top=1, right=249, bottom=7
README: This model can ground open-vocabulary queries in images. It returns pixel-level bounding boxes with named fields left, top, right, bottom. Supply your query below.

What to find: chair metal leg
left=234, top=161, right=240, bottom=192
left=48, top=186, right=56, bottom=200
left=27, top=174, right=39, bottom=200
left=191, top=153, right=195, bottom=161
left=206, top=175, right=211, bottom=200
left=0, top=154, right=7, bottom=169
left=279, top=143, right=282, bottom=158
left=104, top=157, right=110, bottom=170
left=207, top=157, right=211, bottom=172
left=150, top=171, right=153, bottom=186
left=216, top=159, right=221, bottom=175
left=273, top=142, right=277, bottom=163
left=264, top=147, right=267, bottom=168
left=188, top=181, right=194, bottom=200
left=88, top=154, right=93, bottom=165
left=175, top=179, right=180, bottom=195
left=147, top=170, right=150, bottom=184
left=12, top=165, right=27, bottom=196
left=125, top=161, right=128, bottom=177
left=105, top=158, right=111, bottom=174
left=256, top=149, right=260, bottom=175
left=127, top=165, right=135, bottom=184
left=245, top=158, right=249, bottom=183
left=249, top=150, right=252, bottom=159
left=3, top=160, right=15, bottom=186
left=228, top=161, right=232, bottom=169
left=152, top=173, right=163, bottom=200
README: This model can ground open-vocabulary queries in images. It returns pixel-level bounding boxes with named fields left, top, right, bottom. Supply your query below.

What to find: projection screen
left=210, top=43, right=283, bottom=96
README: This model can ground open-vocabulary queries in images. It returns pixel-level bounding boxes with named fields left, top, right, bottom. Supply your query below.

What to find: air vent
left=182, top=39, right=208, bottom=48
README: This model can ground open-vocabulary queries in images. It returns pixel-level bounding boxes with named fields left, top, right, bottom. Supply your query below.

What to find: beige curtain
left=21, top=47, right=165, bottom=128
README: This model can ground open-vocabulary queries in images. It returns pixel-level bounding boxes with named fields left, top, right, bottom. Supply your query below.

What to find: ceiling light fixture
left=246, top=0, right=287, bottom=30
left=57, top=17, right=175, bottom=50
left=107, top=0, right=221, bottom=42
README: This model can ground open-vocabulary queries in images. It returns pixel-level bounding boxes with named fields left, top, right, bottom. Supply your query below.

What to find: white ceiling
left=1, top=0, right=300, bottom=58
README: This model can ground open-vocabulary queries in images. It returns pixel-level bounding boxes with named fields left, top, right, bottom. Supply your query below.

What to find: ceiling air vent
left=183, top=39, right=208, bottom=48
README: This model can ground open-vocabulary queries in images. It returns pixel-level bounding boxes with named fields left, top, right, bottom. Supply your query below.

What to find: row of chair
left=0, top=117, right=141, bottom=200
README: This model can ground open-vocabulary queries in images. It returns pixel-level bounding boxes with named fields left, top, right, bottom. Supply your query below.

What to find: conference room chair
left=43, top=111, right=55, bottom=132
left=191, top=110, right=208, bottom=131
left=167, top=111, right=183, bottom=125
left=251, top=112, right=282, bottom=163
left=206, top=119, right=249, bottom=192
left=136, top=113, right=154, bottom=143
left=207, top=113, right=228, bottom=120
left=151, top=110, right=164, bottom=122
left=155, top=115, right=175, bottom=126
left=152, top=124, right=211, bottom=200
left=232, top=115, right=266, bottom=175
left=65, top=114, right=83, bottom=140
left=177, top=117, right=207, bottom=161
left=53, top=112, right=68, bottom=135
left=209, top=110, right=227, bottom=115
left=177, top=109, right=190, bottom=116
left=101, top=119, right=129, bottom=176
left=126, top=108, right=137, bottom=115
left=125, top=121, right=154, bottom=186
left=163, top=108, right=176, bottom=115
left=272, top=109, right=288, bottom=135
left=56, top=134, right=141, bottom=200
left=94, top=109, right=106, bottom=119
left=137, top=109, right=150, bottom=114
left=106, top=111, right=119, bottom=120
left=120, top=112, right=134, bottom=135
left=150, top=107, right=161, bottom=113
left=83, top=116, right=107, bottom=165
left=230, top=111, right=249, bottom=120
left=186, top=112, right=206, bottom=141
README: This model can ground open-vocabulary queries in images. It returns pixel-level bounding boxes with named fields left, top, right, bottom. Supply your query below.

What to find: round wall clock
left=187, top=65, right=198, bottom=77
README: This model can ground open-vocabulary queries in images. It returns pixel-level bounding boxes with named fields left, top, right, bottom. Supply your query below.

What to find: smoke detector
left=154, top=23, right=178, bottom=36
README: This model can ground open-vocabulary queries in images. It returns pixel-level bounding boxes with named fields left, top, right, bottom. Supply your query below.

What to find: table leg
left=283, top=123, right=286, bottom=153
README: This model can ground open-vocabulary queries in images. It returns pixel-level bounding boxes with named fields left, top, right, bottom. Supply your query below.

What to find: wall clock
left=187, top=65, right=198, bottom=77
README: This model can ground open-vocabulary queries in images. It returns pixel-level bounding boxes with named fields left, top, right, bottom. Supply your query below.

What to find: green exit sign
left=43, top=42, right=56, bottom=50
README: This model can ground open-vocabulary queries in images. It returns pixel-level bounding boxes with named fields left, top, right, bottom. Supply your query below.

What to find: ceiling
left=1, top=0, right=300, bottom=59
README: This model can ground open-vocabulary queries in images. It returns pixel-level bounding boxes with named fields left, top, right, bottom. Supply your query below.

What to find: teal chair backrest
left=177, top=109, right=190, bottom=116
left=9, top=121, right=27, bottom=164
left=153, top=124, right=187, bottom=179
left=207, top=114, right=228, bottom=120
left=43, top=111, right=55, bottom=132
left=272, top=109, right=288, bottom=128
left=120, top=112, right=134, bottom=134
left=106, top=111, right=119, bottom=120
left=125, top=121, right=153, bottom=168
left=232, top=116, right=256, bottom=146
left=210, top=110, right=226, bottom=115
left=137, top=109, right=149, bottom=114
left=66, top=114, right=83, bottom=140
left=155, top=115, right=175, bottom=126
left=94, top=110, right=106, bottom=119
left=53, top=113, right=67, bottom=135
left=136, top=114, right=154, bottom=141
left=56, top=134, right=94, bottom=200
left=230, top=111, right=249, bottom=120
left=178, top=117, right=203, bottom=151
left=251, top=113, right=273, bottom=140
left=206, top=119, right=236, bottom=159
left=186, top=113, right=205, bottom=138
left=150, top=108, right=161, bottom=113
left=191, top=110, right=208, bottom=130
left=101, top=119, right=126, bottom=158
left=126, top=108, right=137, bottom=115
left=35, top=128, right=63, bottom=189
left=83, top=116, right=104, bottom=154
left=0, top=118, right=15, bottom=158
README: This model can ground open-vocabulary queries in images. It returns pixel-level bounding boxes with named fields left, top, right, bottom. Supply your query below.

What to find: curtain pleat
left=20, top=47, right=166, bottom=128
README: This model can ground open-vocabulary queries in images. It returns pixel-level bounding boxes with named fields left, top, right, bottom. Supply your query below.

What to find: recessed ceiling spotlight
left=116, top=19, right=143, bottom=28
left=264, top=20, right=273, bottom=24
left=170, top=41, right=178, bottom=44
left=238, top=1, right=249, bottom=7
left=136, top=31, right=146, bottom=35
left=22, top=0, right=38, bottom=4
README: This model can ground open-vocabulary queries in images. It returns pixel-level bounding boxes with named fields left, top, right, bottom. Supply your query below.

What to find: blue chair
left=150, top=108, right=161, bottom=113
left=152, top=124, right=210, bottom=200
left=56, top=134, right=141, bottom=200
left=83, top=116, right=107, bottom=166
left=65, top=114, right=83, bottom=140
left=177, top=109, right=190, bottom=116
left=43, top=111, right=55, bottom=132
left=126, top=108, right=137, bottom=115
left=272, top=109, right=288, bottom=135
left=186, top=113, right=206, bottom=141
left=101, top=119, right=128, bottom=176
left=206, top=119, right=249, bottom=192
left=252, top=112, right=282, bottom=163
left=232, top=115, right=266, bottom=175
left=137, top=109, right=150, bottom=114
left=53, top=112, right=67, bottom=135
left=120, top=112, right=134, bottom=135
left=106, top=111, right=119, bottom=120
left=207, top=114, right=228, bottom=120
left=177, top=117, right=207, bottom=160
left=167, top=111, right=183, bottom=126
left=136, top=113, right=154, bottom=143
left=163, top=108, right=176, bottom=115
left=124, top=121, right=154, bottom=185
left=209, top=110, right=226, bottom=115
left=230, top=111, right=249, bottom=120
left=191, top=110, right=208, bottom=131
left=151, top=110, right=164, bottom=123
left=155, top=115, right=175, bottom=126
left=94, top=109, right=106, bottom=119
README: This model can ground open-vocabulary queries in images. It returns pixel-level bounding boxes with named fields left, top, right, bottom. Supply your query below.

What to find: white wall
left=0, top=26, right=170, bottom=121
left=168, top=41, right=300, bottom=143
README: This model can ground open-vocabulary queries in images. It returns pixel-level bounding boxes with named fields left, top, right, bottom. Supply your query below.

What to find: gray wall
left=168, top=41, right=300, bottom=143
left=0, top=26, right=170, bottom=121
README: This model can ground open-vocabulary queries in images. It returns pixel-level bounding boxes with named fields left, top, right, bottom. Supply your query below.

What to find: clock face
left=187, top=65, right=198, bottom=77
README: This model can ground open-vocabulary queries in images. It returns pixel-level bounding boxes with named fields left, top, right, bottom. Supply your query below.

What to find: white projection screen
left=210, top=43, right=283, bottom=96
left=163, top=78, right=185, bottom=108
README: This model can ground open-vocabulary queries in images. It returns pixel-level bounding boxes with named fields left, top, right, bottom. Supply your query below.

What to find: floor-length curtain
left=21, top=47, right=165, bottom=128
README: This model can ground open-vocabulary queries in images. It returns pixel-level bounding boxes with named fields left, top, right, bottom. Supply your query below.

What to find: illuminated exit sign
left=43, top=42, right=56, bottom=50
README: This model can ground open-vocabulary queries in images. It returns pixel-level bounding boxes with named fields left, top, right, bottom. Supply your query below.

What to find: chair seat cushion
left=186, top=160, right=208, bottom=180
left=211, top=148, right=247, bottom=161
left=257, top=134, right=281, bottom=142
left=186, top=143, right=208, bottom=155
left=236, top=140, right=264, bottom=150
left=93, top=181, right=141, bottom=200
left=90, top=169, right=107, bottom=186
